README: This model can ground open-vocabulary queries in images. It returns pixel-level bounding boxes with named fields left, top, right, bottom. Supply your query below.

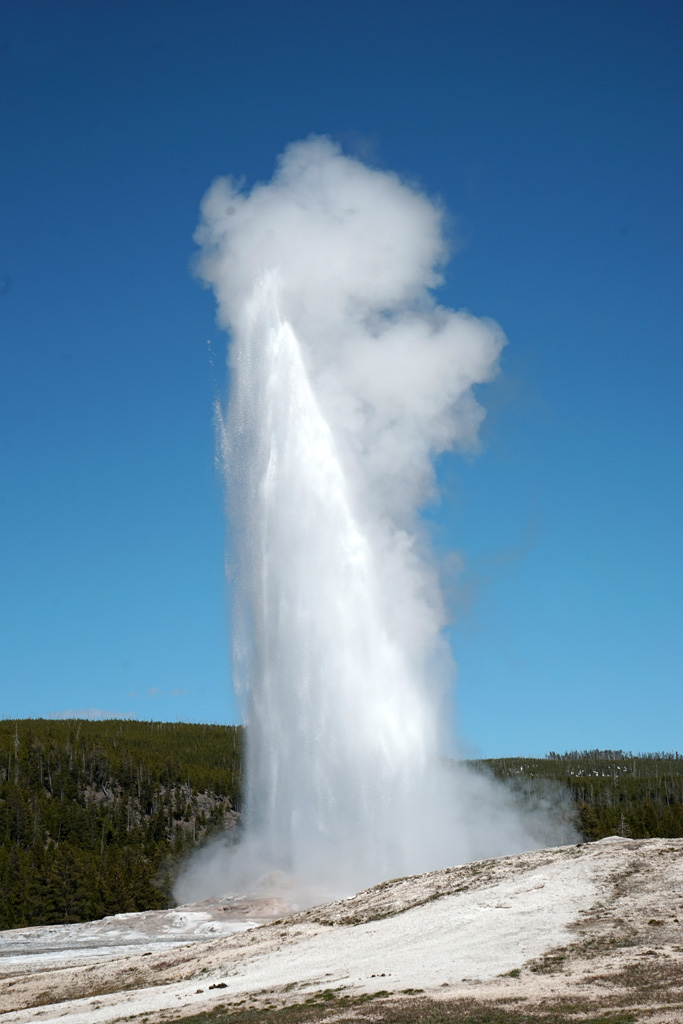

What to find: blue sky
left=1, top=0, right=681, bottom=756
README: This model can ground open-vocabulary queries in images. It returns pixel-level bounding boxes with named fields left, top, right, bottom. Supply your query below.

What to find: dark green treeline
left=477, top=750, right=683, bottom=842
left=0, top=719, right=243, bottom=931
left=2, top=721, right=682, bottom=933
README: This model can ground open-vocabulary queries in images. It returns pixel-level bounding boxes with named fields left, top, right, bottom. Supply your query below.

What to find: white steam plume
left=175, top=137, right=575, bottom=905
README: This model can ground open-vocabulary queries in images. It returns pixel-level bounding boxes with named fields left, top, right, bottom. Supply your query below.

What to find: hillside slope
left=2, top=720, right=682, bottom=933
left=0, top=837, right=681, bottom=1023
left=0, top=720, right=242, bottom=928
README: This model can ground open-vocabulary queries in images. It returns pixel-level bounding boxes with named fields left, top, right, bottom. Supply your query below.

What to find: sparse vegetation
left=157, top=994, right=641, bottom=1023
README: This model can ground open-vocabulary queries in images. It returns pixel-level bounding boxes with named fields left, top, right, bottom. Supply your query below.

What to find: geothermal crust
left=0, top=837, right=682, bottom=1023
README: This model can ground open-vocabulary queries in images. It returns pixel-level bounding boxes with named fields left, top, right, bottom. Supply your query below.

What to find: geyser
left=176, top=137, right=572, bottom=903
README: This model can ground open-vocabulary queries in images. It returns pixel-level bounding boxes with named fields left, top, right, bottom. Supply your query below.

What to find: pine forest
left=1, top=719, right=681, bottom=932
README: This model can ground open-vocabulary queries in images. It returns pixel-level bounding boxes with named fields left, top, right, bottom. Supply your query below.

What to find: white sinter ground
left=3, top=838, right=682, bottom=1024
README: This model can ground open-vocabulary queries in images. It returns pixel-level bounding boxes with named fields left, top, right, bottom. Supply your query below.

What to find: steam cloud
left=175, top=137, right=576, bottom=905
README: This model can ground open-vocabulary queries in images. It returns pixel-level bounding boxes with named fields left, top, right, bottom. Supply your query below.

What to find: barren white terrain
left=1, top=837, right=681, bottom=1023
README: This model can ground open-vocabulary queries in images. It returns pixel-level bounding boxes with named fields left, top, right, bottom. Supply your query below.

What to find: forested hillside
left=478, top=750, right=683, bottom=842
left=0, top=719, right=242, bottom=930
left=1, top=720, right=682, bottom=933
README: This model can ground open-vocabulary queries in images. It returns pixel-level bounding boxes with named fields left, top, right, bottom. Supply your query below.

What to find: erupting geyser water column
left=176, top=138, right=563, bottom=902
left=223, top=274, right=445, bottom=890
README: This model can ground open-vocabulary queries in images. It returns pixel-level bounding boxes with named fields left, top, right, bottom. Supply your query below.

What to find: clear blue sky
left=1, top=0, right=681, bottom=756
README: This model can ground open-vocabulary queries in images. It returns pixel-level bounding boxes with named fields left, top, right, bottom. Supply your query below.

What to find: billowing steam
left=175, top=137, right=575, bottom=905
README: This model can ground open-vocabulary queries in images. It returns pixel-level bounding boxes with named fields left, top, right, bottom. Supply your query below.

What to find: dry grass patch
left=159, top=993, right=641, bottom=1024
